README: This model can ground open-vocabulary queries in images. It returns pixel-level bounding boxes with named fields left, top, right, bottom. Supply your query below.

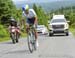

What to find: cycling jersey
left=22, top=9, right=37, bottom=24
left=22, top=9, right=37, bottom=19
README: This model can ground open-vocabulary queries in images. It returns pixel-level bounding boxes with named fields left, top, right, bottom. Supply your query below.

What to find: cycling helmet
left=22, top=4, right=29, bottom=11
left=10, top=17, right=16, bottom=22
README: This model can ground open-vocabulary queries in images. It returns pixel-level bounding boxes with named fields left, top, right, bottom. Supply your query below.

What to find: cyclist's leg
left=34, top=26, right=37, bottom=39
left=30, top=17, right=38, bottom=40
left=31, top=18, right=38, bottom=47
left=34, top=25, right=39, bottom=47
left=28, top=18, right=39, bottom=47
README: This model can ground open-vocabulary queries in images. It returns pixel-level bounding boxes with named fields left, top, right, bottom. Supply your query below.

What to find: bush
left=71, top=23, right=75, bottom=28
left=0, top=25, right=9, bottom=38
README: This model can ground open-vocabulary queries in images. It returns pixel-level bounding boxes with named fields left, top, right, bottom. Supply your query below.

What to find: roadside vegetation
left=70, top=25, right=75, bottom=36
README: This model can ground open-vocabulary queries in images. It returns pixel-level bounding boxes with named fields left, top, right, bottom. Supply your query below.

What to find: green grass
left=0, top=25, right=10, bottom=42
left=20, top=32, right=27, bottom=37
left=0, top=32, right=27, bottom=42
left=0, top=37, right=10, bottom=42
left=70, top=27, right=75, bottom=36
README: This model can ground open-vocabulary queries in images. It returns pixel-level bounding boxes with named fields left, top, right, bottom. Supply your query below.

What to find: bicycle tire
left=27, top=32, right=34, bottom=53
left=32, top=31, right=36, bottom=51
left=16, top=33, right=19, bottom=43
left=27, top=24, right=37, bottom=53
left=11, top=33, right=16, bottom=44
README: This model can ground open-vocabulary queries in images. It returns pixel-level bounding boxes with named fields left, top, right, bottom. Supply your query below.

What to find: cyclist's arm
left=31, top=9, right=38, bottom=25
left=34, top=16, right=38, bottom=25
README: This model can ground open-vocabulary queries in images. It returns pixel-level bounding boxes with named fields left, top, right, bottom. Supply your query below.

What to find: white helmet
left=10, top=17, right=15, bottom=21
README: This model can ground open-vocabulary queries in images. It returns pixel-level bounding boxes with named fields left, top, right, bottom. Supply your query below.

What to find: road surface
left=0, top=33, right=75, bottom=58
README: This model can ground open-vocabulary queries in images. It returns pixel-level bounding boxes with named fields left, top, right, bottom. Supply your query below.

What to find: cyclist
left=22, top=4, right=38, bottom=47
left=9, top=17, right=20, bottom=37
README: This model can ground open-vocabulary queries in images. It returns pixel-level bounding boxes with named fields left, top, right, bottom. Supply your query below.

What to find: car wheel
left=49, top=33, right=53, bottom=36
left=66, top=32, right=69, bottom=36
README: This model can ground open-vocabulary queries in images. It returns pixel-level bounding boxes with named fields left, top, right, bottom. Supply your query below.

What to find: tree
left=0, top=0, right=17, bottom=25
left=33, top=4, right=48, bottom=27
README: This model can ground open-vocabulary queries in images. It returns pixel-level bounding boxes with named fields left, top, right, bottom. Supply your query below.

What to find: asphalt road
left=0, top=33, right=75, bottom=58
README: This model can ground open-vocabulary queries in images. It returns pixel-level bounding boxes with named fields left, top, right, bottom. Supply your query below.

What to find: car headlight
left=42, top=29, right=45, bottom=32
left=49, top=25, right=53, bottom=30
left=65, top=23, right=68, bottom=29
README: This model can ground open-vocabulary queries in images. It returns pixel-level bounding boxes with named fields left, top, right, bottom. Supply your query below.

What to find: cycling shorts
left=26, top=17, right=35, bottom=24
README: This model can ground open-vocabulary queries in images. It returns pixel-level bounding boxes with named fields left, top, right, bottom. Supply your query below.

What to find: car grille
left=52, top=25, right=64, bottom=29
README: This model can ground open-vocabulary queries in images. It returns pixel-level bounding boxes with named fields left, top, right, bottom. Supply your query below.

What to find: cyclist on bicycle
left=9, top=17, right=20, bottom=37
left=22, top=4, right=38, bottom=47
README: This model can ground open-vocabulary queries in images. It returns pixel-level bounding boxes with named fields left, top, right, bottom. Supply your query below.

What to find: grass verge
left=70, top=27, right=75, bottom=36
left=0, top=37, right=10, bottom=42
left=0, top=32, right=27, bottom=42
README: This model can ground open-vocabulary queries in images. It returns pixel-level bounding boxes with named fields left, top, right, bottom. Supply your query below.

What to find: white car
left=36, top=25, right=48, bottom=34
left=48, top=15, right=69, bottom=36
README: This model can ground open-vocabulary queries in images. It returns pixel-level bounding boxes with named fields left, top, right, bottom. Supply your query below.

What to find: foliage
left=33, top=4, right=49, bottom=27
left=0, top=0, right=22, bottom=25
left=0, top=25, right=9, bottom=37
left=0, top=0, right=14, bottom=24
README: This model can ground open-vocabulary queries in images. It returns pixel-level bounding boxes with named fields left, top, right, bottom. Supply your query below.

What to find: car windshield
left=51, top=19, right=66, bottom=23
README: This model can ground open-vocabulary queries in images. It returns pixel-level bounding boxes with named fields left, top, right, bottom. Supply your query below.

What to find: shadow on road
left=38, top=33, right=68, bottom=37
left=48, top=34, right=69, bottom=37
left=52, top=34, right=66, bottom=37
left=5, top=49, right=30, bottom=54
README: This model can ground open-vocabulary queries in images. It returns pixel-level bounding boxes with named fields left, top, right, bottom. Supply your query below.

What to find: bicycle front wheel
left=27, top=32, right=34, bottom=53
left=11, top=33, right=16, bottom=44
